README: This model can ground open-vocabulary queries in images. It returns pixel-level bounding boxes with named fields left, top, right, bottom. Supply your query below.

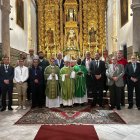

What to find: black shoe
left=31, top=106, right=36, bottom=109
left=117, top=107, right=121, bottom=110
left=1, top=108, right=6, bottom=111
left=121, top=104, right=125, bottom=107
left=91, top=103, right=96, bottom=107
left=138, top=107, right=140, bottom=110
left=109, top=106, right=115, bottom=110
left=39, top=106, right=42, bottom=108
left=80, top=103, right=85, bottom=106
left=128, top=105, right=133, bottom=109
left=8, top=107, right=13, bottom=110
left=99, top=105, right=104, bottom=108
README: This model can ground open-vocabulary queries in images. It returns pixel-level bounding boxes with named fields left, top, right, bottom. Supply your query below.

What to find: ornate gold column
left=97, top=0, right=107, bottom=55
left=79, top=0, right=83, bottom=56
left=54, top=0, right=60, bottom=54
left=38, top=0, right=45, bottom=52
left=60, top=0, right=64, bottom=53
left=82, top=0, right=88, bottom=55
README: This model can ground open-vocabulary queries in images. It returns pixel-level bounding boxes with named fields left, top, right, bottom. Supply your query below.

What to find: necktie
left=5, top=65, right=8, bottom=72
left=35, top=68, right=37, bottom=75
left=59, top=60, right=61, bottom=67
left=133, top=63, right=136, bottom=72
left=113, top=64, right=116, bottom=71
left=96, top=61, right=98, bottom=67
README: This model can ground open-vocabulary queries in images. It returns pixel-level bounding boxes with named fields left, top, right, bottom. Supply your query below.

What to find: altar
left=37, top=0, right=107, bottom=58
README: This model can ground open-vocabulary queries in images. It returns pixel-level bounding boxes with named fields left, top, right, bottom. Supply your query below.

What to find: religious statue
left=68, top=9, right=74, bottom=21
left=67, top=29, right=77, bottom=47
left=89, top=27, right=96, bottom=43
left=46, top=28, right=54, bottom=45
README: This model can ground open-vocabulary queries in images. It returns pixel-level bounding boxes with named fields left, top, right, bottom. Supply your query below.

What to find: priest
left=60, top=55, right=75, bottom=106
left=73, top=58, right=88, bottom=105
left=44, top=57, right=60, bottom=108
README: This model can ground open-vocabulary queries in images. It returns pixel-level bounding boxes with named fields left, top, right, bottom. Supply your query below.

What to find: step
left=13, top=87, right=17, bottom=93
left=12, top=99, right=18, bottom=105
left=12, top=93, right=18, bottom=99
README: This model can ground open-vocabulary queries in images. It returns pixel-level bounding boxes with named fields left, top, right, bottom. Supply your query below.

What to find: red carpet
left=34, top=125, right=99, bottom=140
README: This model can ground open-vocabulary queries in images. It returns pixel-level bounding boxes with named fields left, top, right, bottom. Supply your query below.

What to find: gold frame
left=16, top=0, right=24, bottom=29
left=120, top=0, right=128, bottom=27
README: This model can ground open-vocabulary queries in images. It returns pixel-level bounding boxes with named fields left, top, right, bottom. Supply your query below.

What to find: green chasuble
left=73, top=65, right=88, bottom=97
left=60, top=66, right=75, bottom=100
left=44, top=65, right=60, bottom=99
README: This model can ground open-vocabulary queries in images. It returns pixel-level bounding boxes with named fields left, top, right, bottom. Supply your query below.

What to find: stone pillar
left=131, top=0, right=140, bottom=53
left=27, top=0, right=32, bottom=51
left=1, top=0, right=10, bottom=57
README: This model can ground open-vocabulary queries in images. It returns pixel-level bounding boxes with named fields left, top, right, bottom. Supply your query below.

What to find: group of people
left=0, top=49, right=140, bottom=111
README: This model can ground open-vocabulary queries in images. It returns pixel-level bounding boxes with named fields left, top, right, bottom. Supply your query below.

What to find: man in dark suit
left=89, top=53, right=106, bottom=107
left=29, top=58, right=44, bottom=108
left=38, top=51, right=50, bottom=106
left=125, top=55, right=140, bottom=110
left=82, top=51, right=93, bottom=98
left=55, top=52, right=64, bottom=69
left=0, top=56, right=14, bottom=111
left=38, top=51, right=50, bottom=72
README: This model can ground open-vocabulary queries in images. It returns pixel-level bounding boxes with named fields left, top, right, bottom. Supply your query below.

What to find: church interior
left=0, top=0, right=140, bottom=140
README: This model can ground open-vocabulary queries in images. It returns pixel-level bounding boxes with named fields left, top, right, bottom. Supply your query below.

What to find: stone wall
left=107, top=0, right=133, bottom=54
left=10, top=47, right=27, bottom=67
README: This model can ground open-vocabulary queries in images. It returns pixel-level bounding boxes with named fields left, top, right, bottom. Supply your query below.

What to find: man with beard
left=38, top=51, right=50, bottom=72
left=89, top=53, right=106, bottom=107
left=82, top=51, right=93, bottom=99
left=38, top=51, right=50, bottom=106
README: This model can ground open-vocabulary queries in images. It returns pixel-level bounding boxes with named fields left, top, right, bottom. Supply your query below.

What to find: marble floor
left=0, top=105, right=140, bottom=140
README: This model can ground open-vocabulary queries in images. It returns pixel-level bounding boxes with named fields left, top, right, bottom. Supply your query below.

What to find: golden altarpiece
left=37, top=0, right=107, bottom=58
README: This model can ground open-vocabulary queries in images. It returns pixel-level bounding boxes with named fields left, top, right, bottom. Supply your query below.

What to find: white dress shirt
left=57, top=59, right=61, bottom=67
left=14, top=66, right=29, bottom=83
left=95, top=60, right=100, bottom=68
left=85, top=58, right=91, bottom=70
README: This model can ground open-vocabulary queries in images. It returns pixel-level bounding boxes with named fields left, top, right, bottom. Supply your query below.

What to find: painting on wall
left=16, top=0, right=24, bottom=29
left=120, top=0, right=128, bottom=27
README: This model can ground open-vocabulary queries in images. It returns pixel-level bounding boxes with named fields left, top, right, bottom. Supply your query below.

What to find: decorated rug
left=15, top=106, right=126, bottom=125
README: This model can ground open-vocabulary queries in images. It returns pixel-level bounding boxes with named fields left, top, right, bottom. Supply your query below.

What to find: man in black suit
left=38, top=51, right=50, bottom=72
left=89, top=53, right=106, bottom=107
left=0, top=56, right=14, bottom=111
left=82, top=51, right=93, bottom=98
left=55, top=52, right=64, bottom=69
left=38, top=51, right=50, bottom=106
left=125, top=55, right=140, bottom=110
